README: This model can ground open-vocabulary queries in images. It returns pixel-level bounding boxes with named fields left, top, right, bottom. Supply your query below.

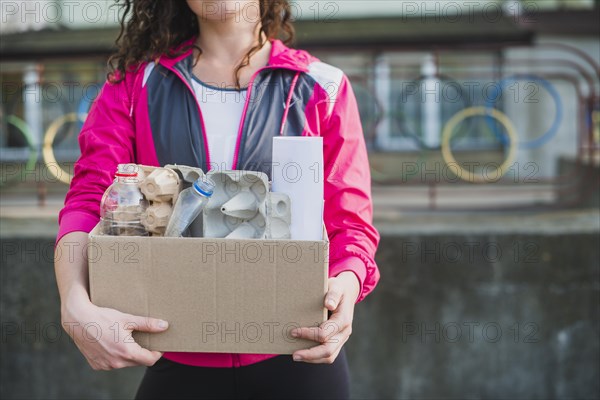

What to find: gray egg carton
left=164, top=164, right=205, bottom=185
left=203, top=170, right=291, bottom=239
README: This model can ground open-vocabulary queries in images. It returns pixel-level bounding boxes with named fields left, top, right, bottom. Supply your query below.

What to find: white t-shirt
left=191, top=77, right=248, bottom=171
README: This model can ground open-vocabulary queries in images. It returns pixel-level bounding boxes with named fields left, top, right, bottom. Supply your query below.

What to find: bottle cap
left=115, top=163, right=138, bottom=178
left=193, top=177, right=215, bottom=197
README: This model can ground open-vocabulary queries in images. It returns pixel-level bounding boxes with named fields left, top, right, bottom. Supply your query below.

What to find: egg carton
left=136, top=164, right=204, bottom=236
left=164, top=164, right=205, bottom=185
left=203, top=170, right=291, bottom=239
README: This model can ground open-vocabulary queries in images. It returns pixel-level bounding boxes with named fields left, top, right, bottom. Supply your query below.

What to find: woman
left=54, top=0, right=380, bottom=398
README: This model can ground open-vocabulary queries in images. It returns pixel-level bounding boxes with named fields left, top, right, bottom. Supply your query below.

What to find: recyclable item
left=100, top=164, right=149, bottom=236
left=202, top=170, right=291, bottom=239
left=141, top=202, right=173, bottom=236
left=137, top=165, right=156, bottom=181
left=221, top=192, right=260, bottom=219
left=139, top=167, right=181, bottom=202
left=164, top=177, right=215, bottom=237
left=225, top=222, right=260, bottom=239
left=272, top=137, right=324, bottom=240
left=88, top=223, right=329, bottom=353
left=202, top=170, right=268, bottom=238
left=165, top=164, right=205, bottom=184
left=136, top=165, right=185, bottom=236
left=266, top=192, right=292, bottom=239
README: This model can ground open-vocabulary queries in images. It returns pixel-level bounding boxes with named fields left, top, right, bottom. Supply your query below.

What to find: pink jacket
left=57, top=38, right=380, bottom=367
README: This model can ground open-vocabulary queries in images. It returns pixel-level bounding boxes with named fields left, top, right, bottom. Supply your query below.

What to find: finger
left=127, top=346, right=163, bottom=367
left=332, top=288, right=357, bottom=314
left=119, top=342, right=163, bottom=367
left=88, top=352, right=116, bottom=371
left=294, top=333, right=350, bottom=364
left=123, top=315, right=169, bottom=333
left=293, top=342, right=335, bottom=362
left=322, top=308, right=350, bottom=332
left=293, top=326, right=349, bottom=361
left=324, top=282, right=343, bottom=311
left=292, top=325, right=338, bottom=343
left=299, top=344, right=345, bottom=365
left=293, top=334, right=344, bottom=363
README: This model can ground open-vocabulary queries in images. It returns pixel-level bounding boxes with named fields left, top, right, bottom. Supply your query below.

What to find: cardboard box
left=88, top=223, right=328, bottom=354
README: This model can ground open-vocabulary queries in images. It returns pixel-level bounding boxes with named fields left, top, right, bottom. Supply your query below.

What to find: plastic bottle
left=100, top=164, right=149, bottom=236
left=164, top=177, right=215, bottom=237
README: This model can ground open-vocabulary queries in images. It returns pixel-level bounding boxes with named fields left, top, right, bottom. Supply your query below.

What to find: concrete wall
left=1, top=236, right=145, bottom=400
left=1, top=228, right=599, bottom=399
left=349, top=231, right=599, bottom=399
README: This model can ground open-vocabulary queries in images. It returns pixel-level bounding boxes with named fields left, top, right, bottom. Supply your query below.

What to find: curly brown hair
left=108, top=0, right=295, bottom=87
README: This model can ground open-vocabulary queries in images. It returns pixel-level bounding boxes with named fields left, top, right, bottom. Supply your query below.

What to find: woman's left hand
left=291, top=271, right=360, bottom=364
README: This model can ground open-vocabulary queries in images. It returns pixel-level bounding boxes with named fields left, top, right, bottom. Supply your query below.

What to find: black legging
left=135, top=349, right=350, bottom=400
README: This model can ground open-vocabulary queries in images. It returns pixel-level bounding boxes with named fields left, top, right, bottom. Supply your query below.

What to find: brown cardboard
left=88, top=223, right=328, bottom=354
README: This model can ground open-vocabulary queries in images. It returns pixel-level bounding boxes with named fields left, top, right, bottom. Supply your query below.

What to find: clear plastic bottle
left=100, top=164, right=149, bottom=236
left=164, top=177, right=215, bottom=237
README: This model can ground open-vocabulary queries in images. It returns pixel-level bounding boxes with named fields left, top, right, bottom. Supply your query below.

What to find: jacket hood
left=158, top=37, right=316, bottom=73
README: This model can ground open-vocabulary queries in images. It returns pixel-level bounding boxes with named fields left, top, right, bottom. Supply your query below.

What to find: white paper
left=272, top=137, right=323, bottom=240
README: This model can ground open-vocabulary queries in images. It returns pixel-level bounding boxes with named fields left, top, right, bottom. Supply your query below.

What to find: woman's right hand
left=61, top=295, right=169, bottom=370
